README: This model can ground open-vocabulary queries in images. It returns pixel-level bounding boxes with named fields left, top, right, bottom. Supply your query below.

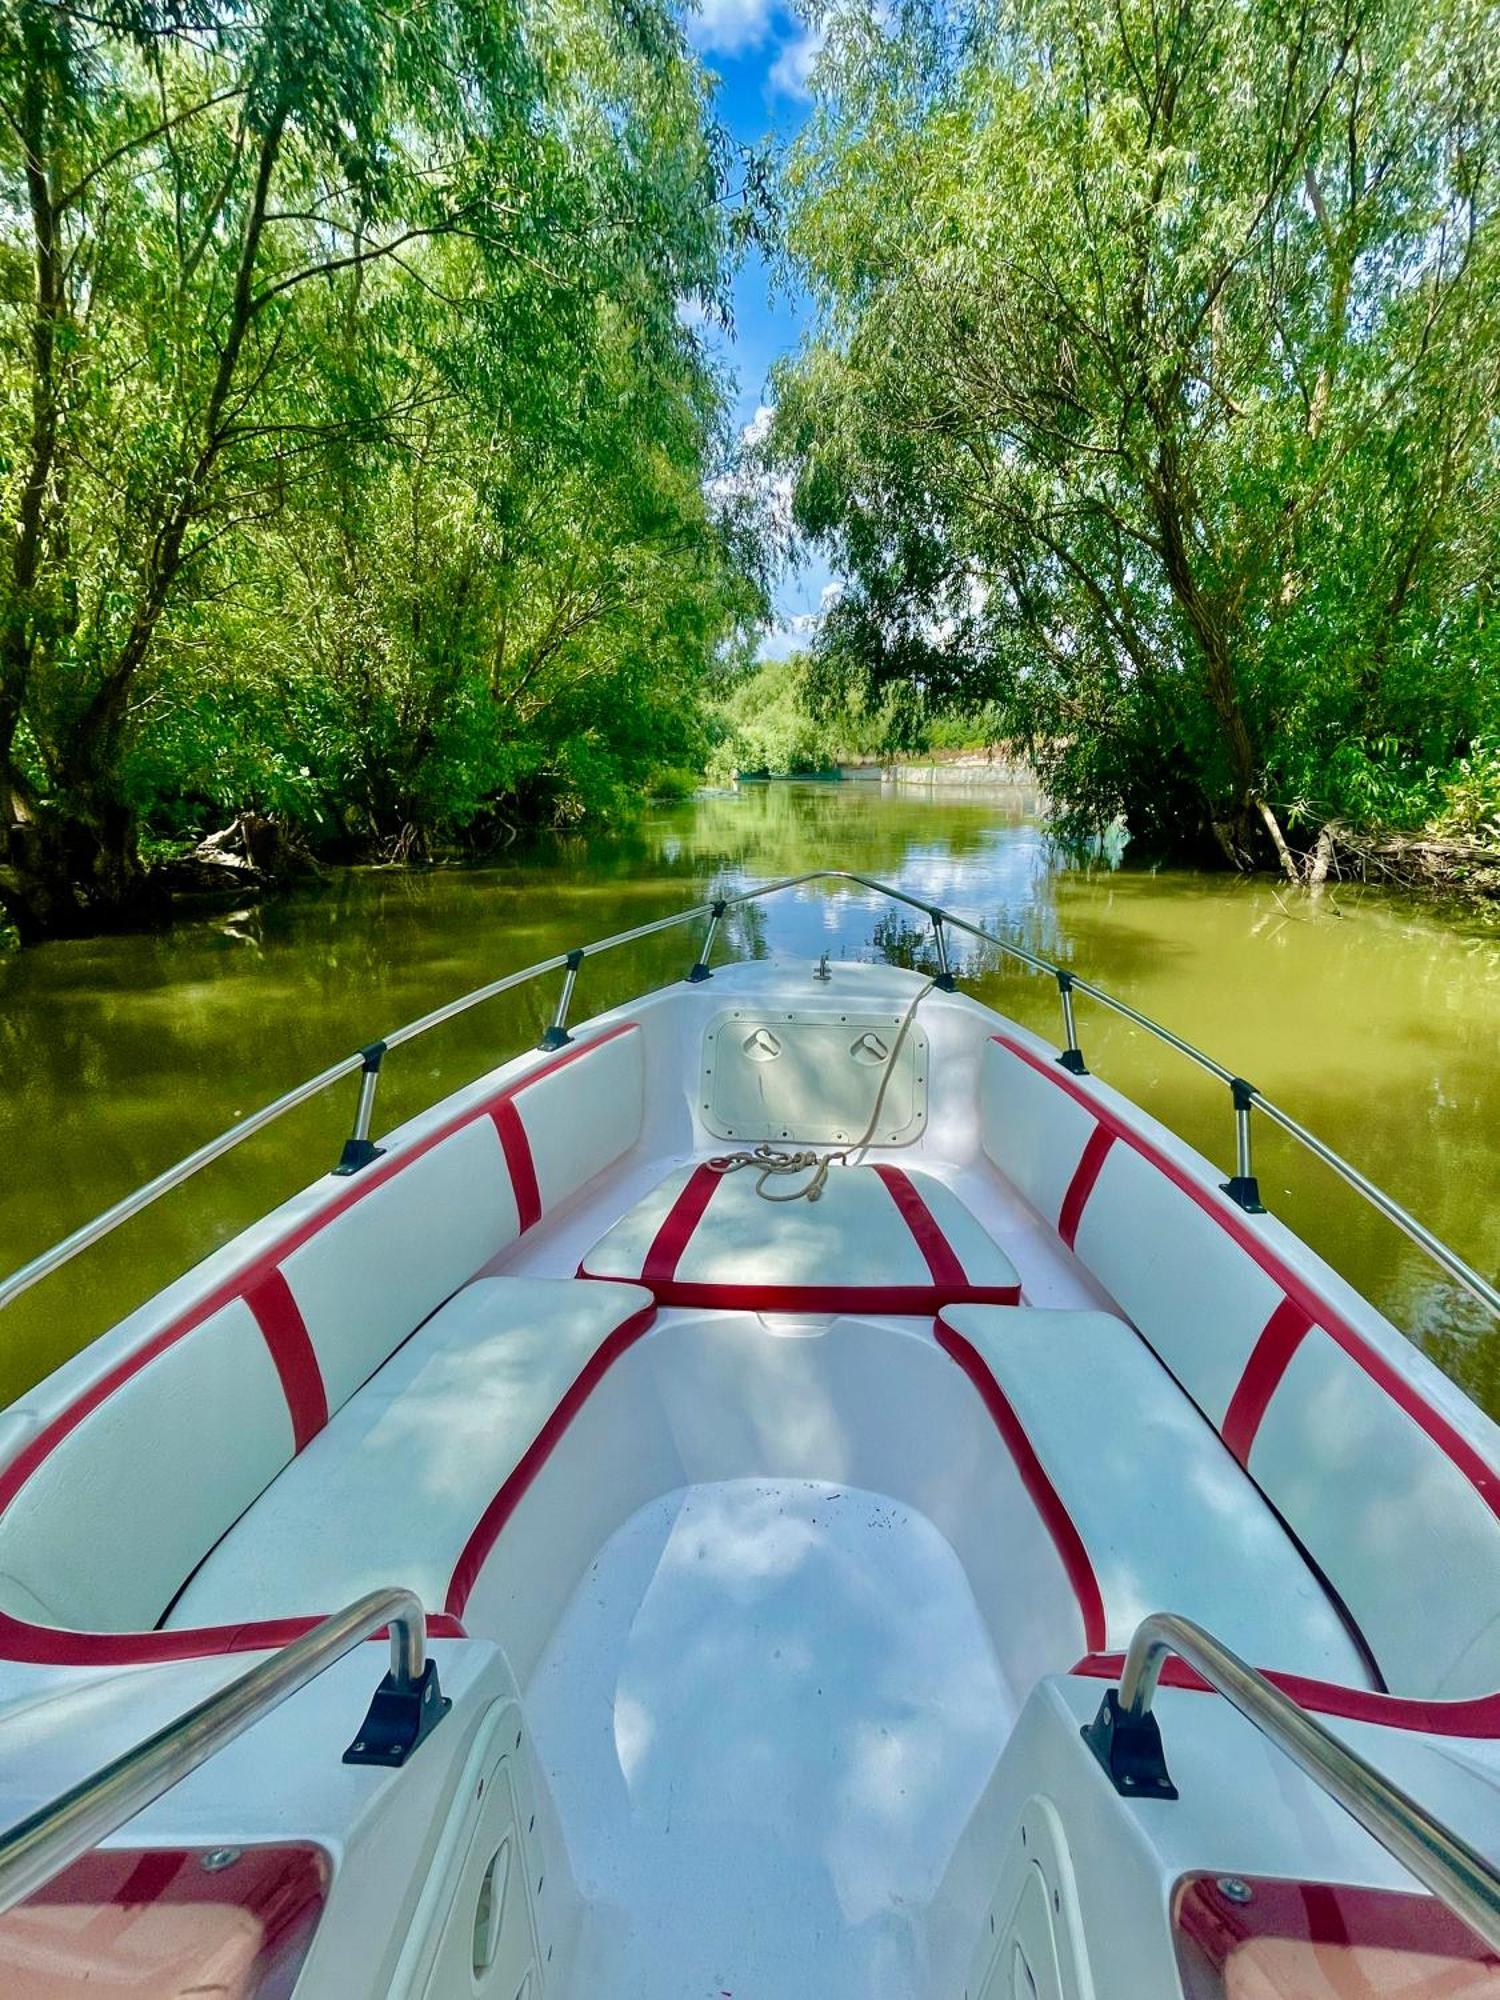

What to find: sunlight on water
left=1, top=778, right=1495, bottom=1414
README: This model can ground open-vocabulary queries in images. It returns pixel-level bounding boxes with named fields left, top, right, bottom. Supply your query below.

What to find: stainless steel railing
left=0, top=1586, right=439, bottom=1917
left=0, top=869, right=1494, bottom=1321
left=1086, top=1611, right=1500, bottom=1954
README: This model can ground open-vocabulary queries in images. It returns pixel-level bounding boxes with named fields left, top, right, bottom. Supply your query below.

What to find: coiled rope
left=707, top=978, right=937, bottom=1203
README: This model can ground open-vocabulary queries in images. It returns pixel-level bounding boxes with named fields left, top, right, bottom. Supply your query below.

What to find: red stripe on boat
left=243, top=1268, right=329, bottom=1452
left=1057, top=1125, right=1114, bottom=1250
left=871, top=1165, right=969, bottom=1289
left=936, top=1319, right=1107, bottom=1652
left=989, top=1032, right=1500, bottom=1522
left=0, top=1023, right=639, bottom=1668
left=641, top=1165, right=722, bottom=1289
left=490, top=1098, right=542, bottom=1233
left=446, top=1304, right=657, bottom=1616
left=1220, top=1297, right=1316, bottom=1466
left=0, top=1609, right=467, bottom=1668
left=1071, top=1652, right=1500, bottom=1740
left=0, top=1022, right=638, bottom=1524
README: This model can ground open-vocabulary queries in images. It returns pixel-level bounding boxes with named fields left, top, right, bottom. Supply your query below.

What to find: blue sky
left=686, top=0, right=840, bottom=654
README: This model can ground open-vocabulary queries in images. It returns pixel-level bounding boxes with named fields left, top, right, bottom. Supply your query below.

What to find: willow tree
left=0, top=0, right=743, bottom=938
left=772, top=0, right=1500, bottom=865
left=231, top=275, right=759, bottom=847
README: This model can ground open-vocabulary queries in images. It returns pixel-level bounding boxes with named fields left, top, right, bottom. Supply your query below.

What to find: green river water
left=1, top=778, right=1496, bottom=1416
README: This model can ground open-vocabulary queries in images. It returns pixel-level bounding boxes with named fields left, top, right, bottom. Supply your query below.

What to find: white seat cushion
left=0, top=1300, right=295, bottom=1633
left=580, top=1161, right=1020, bottom=1312
left=166, top=1277, right=654, bottom=1628
left=281, top=1117, right=523, bottom=1416
left=1248, top=1328, right=1500, bottom=1700
left=937, top=1306, right=1373, bottom=1684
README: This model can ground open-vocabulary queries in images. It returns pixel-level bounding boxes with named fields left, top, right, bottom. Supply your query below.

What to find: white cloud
left=757, top=612, right=821, bottom=660
left=708, top=405, right=795, bottom=539
left=687, top=0, right=778, bottom=56
left=769, top=19, right=826, bottom=97
left=741, top=402, right=776, bottom=448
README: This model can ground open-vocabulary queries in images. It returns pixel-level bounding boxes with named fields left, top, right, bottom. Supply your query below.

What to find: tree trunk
left=1149, top=437, right=1265, bottom=863
left=0, top=800, right=163, bottom=942
left=2, top=106, right=291, bottom=943
left=1255, top=796, right=1300, bottom=883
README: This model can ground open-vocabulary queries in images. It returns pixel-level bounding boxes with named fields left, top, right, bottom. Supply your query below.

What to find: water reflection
left=1, top=780, right=1495, bottom=1414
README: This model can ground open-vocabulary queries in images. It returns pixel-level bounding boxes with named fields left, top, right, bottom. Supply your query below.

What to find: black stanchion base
left=1080, top=1688, right=1178, bottom=1799
left=1221, top=1174, right=1267, bottom=1214
left=343, top=1661, right=451, bottom=1768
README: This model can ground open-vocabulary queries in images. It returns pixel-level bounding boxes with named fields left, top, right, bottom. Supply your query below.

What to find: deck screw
left=1217, top=1877, right=1254, bottom=1905
left=201, top=1847, right=242, bottom=1873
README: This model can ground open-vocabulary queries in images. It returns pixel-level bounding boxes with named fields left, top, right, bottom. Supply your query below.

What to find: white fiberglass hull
left=0, top=953, right=1496, bottom=1997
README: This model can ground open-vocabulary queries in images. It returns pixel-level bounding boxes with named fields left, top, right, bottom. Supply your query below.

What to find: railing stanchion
left=334, top=1042, right=387, bottom=1177
left=931, top=913, right=957, bottom=991
left=687, top=899, right=727, bottom=983
left=1222, top=1078, right=1266, bottom=1213
left=0, top=1586, right=449, bottom=1915
left=1056, top=971, right=1087, bottom=1075
left=539, top=949, right=584, bottom=1051
left=1084, top=1612, right=1500, bottom=1953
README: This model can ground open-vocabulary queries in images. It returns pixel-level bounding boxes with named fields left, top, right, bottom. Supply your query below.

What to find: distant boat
left=0, top=871, right=1495, bottom=1998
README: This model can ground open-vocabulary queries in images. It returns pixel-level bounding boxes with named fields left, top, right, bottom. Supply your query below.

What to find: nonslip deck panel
left=580, top=1159, right=1022, bottom=1311
left=528, top=1478, right=1015, bottom=1998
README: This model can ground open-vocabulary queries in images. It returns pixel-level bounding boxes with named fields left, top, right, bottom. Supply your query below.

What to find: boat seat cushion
left=0, top=1300, right=296, bottom=1634
left=579, top=1161, right=1021, bottom=1312
left=978, top=1032, right=1500, bottom=1702
left=165, top=1277, right=654, bottom=1629
left=280, top=1022, right=647, bottom=1418
left=937, top=1305, right=1373, bottom=1684
left=1247, top=1331, right=1500, bottom=1700
left=281, top=1116, right=523, bottom=1417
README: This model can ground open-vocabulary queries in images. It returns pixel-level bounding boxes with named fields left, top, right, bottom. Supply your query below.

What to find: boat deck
left=529, top=1477, right=1014, bottom=1999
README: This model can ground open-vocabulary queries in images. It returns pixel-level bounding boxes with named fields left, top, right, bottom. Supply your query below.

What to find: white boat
left=0, top=870, right=1496, bottom=1999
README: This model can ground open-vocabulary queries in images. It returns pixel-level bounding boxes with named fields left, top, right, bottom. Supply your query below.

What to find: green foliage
left=770, top=0, right=1500, bottom=867
left=709, top=655, right=846, bottom=778
left=1432, top=742, right=1500, bottom=849
left=0, top=0, right=760, bottom=935
left=708, top=649, right=1004, bottom=777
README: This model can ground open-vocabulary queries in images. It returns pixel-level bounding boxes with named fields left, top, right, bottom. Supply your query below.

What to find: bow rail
left=0, top=1586, right=446, bottom=1918
left=1083, top=1611, right=1500, bottom=1954
left=0, top=871, right=1494, bottom=1321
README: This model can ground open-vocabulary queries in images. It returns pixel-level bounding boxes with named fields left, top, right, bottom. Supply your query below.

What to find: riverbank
left=1319, top=823, right=1500, bottom=902
left=5, top=762, right=1497, bottom=957
left=798, top=758, right=1500, bottom=907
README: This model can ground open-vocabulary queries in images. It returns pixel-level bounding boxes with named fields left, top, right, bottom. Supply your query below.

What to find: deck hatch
left=700, top=1006, right=928, bottom=1144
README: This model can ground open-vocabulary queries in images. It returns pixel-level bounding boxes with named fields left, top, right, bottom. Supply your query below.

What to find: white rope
left=707, top=978, right=937, bottom=1202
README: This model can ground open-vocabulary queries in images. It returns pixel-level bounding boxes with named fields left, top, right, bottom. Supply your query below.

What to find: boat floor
left=526, top=1476, right=1015, bottom=1999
